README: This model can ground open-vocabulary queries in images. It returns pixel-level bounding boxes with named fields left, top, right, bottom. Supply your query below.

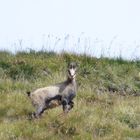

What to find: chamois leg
left=62, top=99, right=70, bottom=113
left=62, top=98, right=74, bottom=113
left=68, top=100, right=74, bottom=110
left=67, top=92, right=75, bottom=111
left=33, top=105, right=46, bottom=118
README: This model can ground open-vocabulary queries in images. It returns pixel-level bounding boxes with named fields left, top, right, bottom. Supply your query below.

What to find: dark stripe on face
left=68, top=62, right=77, bottom=69
left=68, top=68, right=76, bottom=77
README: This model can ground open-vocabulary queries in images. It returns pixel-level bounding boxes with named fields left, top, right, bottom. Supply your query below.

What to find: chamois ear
left=75, top=62, right=79, bottom=68
left=68, top=62, right=78, bottom=68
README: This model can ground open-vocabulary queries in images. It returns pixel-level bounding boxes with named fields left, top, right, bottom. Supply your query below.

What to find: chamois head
left=67, top=62, right=77, bottom=80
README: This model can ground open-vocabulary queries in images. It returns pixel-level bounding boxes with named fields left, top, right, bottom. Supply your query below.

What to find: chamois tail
left=26, top=91, right=31, bottom=97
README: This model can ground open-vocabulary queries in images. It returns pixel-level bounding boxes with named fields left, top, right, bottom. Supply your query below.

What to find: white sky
left=0, top=0, right=140, bottom=59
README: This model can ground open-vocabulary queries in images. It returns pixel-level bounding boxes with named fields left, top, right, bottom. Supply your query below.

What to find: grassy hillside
left=0, top=50, right=140, bottom=140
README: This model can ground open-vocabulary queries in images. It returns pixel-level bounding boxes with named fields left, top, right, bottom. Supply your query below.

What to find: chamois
left=27, top=62, right=77, bottom=118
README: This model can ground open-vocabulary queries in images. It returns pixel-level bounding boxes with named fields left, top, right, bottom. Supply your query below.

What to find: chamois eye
left=69, top=65, right=72, bottom=69
left=72, top=65, right=76, bottom=69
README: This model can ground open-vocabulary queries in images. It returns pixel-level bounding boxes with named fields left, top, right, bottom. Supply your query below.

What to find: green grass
left=0, top=50, right=140, bottom=140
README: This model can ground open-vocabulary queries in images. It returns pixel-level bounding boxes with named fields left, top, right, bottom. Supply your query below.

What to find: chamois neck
left=66, top=77, right=76, bottom=84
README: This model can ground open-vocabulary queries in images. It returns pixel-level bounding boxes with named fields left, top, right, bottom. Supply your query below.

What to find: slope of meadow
left=0, top=50, right=140, bottom=140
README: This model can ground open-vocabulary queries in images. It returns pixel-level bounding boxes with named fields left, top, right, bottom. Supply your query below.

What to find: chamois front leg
left=62, top=99, right=74, bottom=113
left=62, top=98, right=70, bottom=113
left=67, top=92, right=75, bottom=111
left=68, top=100, right=74, bottom=110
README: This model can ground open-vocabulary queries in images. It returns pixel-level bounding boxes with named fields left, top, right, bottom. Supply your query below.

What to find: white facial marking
left=70, top=68, right=75, bottom=77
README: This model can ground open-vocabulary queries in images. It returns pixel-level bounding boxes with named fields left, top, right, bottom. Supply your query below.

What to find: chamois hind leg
left=33, top=104, right=46, bottom=118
